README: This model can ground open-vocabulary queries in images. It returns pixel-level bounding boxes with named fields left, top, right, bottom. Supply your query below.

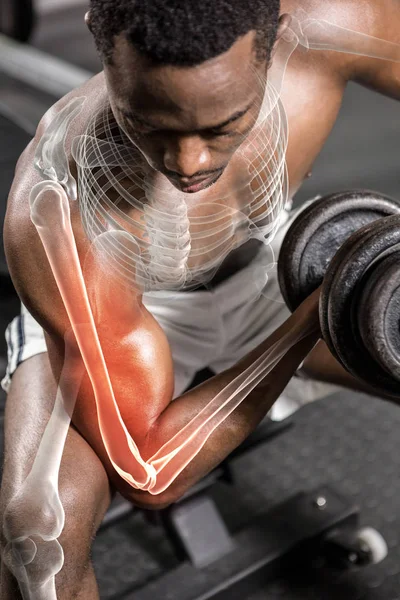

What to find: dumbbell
left=278, top=190, right=400, bottom=397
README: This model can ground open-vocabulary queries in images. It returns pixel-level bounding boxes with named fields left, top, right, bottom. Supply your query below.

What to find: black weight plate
left=278, top=190, right=400, bottom=312
left=320, top=215, right=400, bottom=396
left=357, top=251, right=400, bottom=382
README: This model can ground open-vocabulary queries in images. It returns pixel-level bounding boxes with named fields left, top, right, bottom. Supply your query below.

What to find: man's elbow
left=117, top=481, right=183, bottom=511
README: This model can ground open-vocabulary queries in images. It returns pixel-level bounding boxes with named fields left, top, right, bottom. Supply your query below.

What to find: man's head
left=87, top=1, right=286, bottom=193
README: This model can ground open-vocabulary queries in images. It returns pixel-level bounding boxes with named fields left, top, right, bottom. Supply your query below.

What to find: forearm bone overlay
left=27, top=180, right=312, bottom=497
left=5, top=12, right=399, bottom=596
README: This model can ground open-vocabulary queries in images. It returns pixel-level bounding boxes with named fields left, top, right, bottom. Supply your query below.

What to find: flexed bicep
left=30, top=177, right=313, bottom=496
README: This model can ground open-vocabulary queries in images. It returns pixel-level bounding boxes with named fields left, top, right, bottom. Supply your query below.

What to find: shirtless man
left=1, top=0, right=400, bottom=597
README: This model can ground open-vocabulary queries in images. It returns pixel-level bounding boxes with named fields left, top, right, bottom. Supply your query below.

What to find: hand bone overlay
left=4, top=11, right=400, bottom=597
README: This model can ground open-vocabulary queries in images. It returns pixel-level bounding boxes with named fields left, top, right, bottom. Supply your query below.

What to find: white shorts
left=1, top=205, right=338, bottom=420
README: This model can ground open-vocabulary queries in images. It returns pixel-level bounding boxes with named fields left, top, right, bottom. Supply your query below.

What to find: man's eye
left=208, top=128, right=234, bottom=137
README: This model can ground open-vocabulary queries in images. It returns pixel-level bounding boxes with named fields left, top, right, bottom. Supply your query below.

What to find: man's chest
left=71, top=55, right=347, bottom=288
left=200, top=56, right=347, bottom=285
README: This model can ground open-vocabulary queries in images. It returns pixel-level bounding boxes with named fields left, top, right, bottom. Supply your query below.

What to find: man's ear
left=270, top=13, right=292, bottom=60
left=84, top=10, right=93, bottom=33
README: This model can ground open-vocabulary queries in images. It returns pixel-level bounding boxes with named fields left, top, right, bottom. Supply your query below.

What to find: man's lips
left=171, top=172, right=223, bottom=193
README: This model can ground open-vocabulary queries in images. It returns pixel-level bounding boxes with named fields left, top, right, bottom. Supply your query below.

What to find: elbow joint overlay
left=4, top=11, right=400, bottom=597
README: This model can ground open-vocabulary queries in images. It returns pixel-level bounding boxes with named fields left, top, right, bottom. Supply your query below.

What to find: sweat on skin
left=2, top=10, right=400, bottom=599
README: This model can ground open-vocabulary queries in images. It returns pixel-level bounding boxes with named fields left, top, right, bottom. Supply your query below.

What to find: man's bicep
left=43, top=318, right=174, bottom=501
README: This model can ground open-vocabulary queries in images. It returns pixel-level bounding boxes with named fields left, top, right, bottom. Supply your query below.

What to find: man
left=1, top=0, right=400, bottom=597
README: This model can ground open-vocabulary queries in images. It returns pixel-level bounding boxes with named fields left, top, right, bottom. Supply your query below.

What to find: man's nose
left=163, top=135, right=211, bottom=179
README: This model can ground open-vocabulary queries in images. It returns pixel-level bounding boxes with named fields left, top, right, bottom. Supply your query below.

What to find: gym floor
left=1, top=3, right=400, bottom=599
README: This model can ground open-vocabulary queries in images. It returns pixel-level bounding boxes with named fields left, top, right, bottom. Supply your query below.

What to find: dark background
left=0, top=3, right=399, bottom=599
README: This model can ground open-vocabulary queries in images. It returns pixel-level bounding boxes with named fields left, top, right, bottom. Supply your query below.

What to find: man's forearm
left=29, top=177, right=323, bottom=506
left=303, top=339, right=400, bottom=402
left=143, top=300, right=320, bottom=505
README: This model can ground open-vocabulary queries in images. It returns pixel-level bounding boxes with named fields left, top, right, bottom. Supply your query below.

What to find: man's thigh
left=0, top=352, right=114, bottom=545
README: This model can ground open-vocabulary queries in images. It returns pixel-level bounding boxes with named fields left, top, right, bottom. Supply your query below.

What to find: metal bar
left=37, top=0, right=87, bottom=14
left=0, top=88, right=47, bottom=135
left=0, top=33, right=93, bottom=97
left=129, top=486, right=359, bottom=600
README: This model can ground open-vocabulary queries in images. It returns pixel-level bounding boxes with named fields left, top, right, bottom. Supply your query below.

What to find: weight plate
left=320, top=215, right=400, bottom=396
left=278, top=190, right=400, bottom=312
left=357, top=251, right=400, bottom=382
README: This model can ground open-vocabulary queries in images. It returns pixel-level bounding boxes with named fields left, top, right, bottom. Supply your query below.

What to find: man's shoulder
left=282, top=0, right=385, bottom=31
left=38, top=72, right=106, bottom=132
left=282, top=0, right=399, bottom=84
left=6, top=71, right=107, bottom=223
left=3, top=74, right=108, bottom=338
left=4, top=177, right=71, bottom=339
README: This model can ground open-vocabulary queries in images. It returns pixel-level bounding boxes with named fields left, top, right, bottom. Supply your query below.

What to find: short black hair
left=89, top=0, right=281, bottom=67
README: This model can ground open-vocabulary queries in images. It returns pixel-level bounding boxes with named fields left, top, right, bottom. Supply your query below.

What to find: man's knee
left=1, top=478, right=96, bottom=546
left=0, top=355, right=111, bottom=599
left=0, top=478, right=100, bottom=593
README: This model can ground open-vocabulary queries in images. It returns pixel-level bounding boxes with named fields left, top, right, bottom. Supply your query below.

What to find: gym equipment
left=278, top=190, right=400, bottom=312
left=0, top=0, right=35, bottom=42
left=0, top=33, right=92, bottom=103
left=134, top=487, right=370, bottom=600
left=116, top=416, right=387, bottom=600
left=278, top=190, right=400, bottom=396
left=320, top=215, right=400, bottom=395
left=0, top=16, right=395, bottom=599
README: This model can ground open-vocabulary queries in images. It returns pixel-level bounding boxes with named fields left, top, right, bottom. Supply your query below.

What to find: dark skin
left=1, top=1, right=400, bottom=598
left=105, top=33, right=268, bottom=186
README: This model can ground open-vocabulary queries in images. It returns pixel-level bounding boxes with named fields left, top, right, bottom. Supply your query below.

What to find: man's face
left=103, top=31, right=268, bottom=193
